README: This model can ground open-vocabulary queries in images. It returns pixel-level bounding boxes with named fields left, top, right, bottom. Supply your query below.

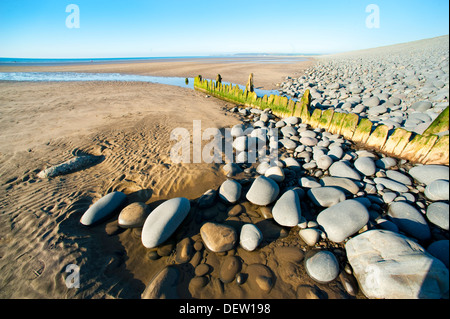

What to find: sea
left=0, top=55, right=309, bottom=97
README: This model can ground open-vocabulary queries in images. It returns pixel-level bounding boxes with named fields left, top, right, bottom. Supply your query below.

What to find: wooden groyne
left=194, top=75, right=449, bottom=166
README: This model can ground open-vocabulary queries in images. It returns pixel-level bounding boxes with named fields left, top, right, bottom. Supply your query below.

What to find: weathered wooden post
left=246, top=73, right=254, bottom=92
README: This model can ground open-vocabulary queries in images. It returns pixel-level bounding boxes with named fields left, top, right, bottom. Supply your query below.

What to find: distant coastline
left=0, top=55, right=313, bottom=67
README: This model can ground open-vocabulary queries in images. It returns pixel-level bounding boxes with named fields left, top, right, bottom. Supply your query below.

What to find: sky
left=0, top=0, right=448, bottom=58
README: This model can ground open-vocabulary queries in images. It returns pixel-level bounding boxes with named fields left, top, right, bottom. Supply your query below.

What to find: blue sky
left=0, top=0, right=448, bottom=58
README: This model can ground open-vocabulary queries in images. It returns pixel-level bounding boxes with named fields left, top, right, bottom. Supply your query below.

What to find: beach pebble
left=141, top=197, right=190, bottom=248
left=198, top=189, right=217, bottom=208
left=346, top=229, right=449, bottom=299
left=246, top=175, right=280, bottom=206
left=200, top=222, right=237, bottom=253
left=222, top=162, right=243, bottom=177
left=117, top=202, right=150, bottom=228
left=240, top=224, right=263, bottom=251
left=307, top=186, right=346, bottom=207
left=264, top=166, right=285, bottom=182
left=279, top=138, right=297, bottom=150
left=273, top=246, right=304, bottom=263
left=388, top=202, right=431, bottom=241
left=227, top=204, right=243, bottom=217
left=220, top=256, right=242, bottom=284
left=141, top=266, right=180, bottom=299
left=283, top=157, right=302, bottom=171
left=424, top=179, right=449, bottom=201
left=354, top=157, right=376, bottom=176
left=375, top=157, right=397, bottom=169
left=427, top=240, right=449, bottom=268
left=246, top=264, right=274, bottom=292
left=305, top=250, right=340, bottom=283
left=327, top=146, right=344, bottom=160
left=316, top=155, right=333, bottom=170
left=426, top=202, right=449, bottom=230
left=317, top=199, right=369, bottom=242
left=411, top=101, right=433, bottom=112
left=319, top=176, right=360, bottom=195
left=232, top=136, right=248, bottom=152
left=80, top=191, right=127, bottom=226
left=376, top=218, right=399, bottom=233
left=299, top=228, right=321, bottom=246
left=409, top=165, right=449, bottom=185
left=382, top=192, right=397, bottom=204
left=364, top=96, right=381, bottom=107
left=385, top=170, right=412, bottom=186
left=272, top=190, right=302, bottom=227
left=300, top=137, right=318, bottom=146
left=231, top=124, right=245, bottom=137
left=175, top=237, right=193, bottom=264
left=374, top=177, right=409, bottom=193
left=218, top=179, right=242, bottom=204
left=195, top=264, right=210, bottom=277
left=256, top=161, right=271, bottom=175
left=329, top=161, right=362, bottom=181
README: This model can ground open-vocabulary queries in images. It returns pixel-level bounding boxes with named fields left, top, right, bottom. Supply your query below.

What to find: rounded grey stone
left=305, top=250, right=340, bottom=283
left=80, top=191, right=127, bottom=226
left=424, top=179, right=449, bottom=201
left=388, top=201, right=431, bottom=241
left=426, top=202, right=449, bottom=231
left=354, top=157, right=376, bottom=176
left=307, top=186, right=346, bottom=207
left=317, top=199, right=369, bottom=242
left=219, top=179, right=242, bottom=204
left=246, top=175, right=280, bottom=206
left=272, top=190, right=302, bottom=227
left=141, top=197, right=191, bottom=248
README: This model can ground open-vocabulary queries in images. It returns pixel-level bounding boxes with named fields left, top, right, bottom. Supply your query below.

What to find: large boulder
left=346, top=230, right=449, bottom=299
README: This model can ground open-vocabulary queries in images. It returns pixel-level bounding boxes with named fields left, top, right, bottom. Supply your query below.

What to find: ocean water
left=0, top=55, right=308, bottom=66
left=0, top=71, right=281, bottom=97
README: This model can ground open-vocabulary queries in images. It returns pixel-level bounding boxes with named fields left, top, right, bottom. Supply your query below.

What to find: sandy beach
left=0, top=37, right=448, bottom=300
left=0, top=57, right=318, bottom=298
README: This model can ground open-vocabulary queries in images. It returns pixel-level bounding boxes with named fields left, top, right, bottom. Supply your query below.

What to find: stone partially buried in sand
left=200, top=222, right=237, bottom=253
left=141, top=197, right=190, bottom=249
left=118, top=202, right=150, bottom=228
left=141, top=265, right=180, bottom=299
left=80, top=191, right=127, bottom=226
left=240, top=224, right=263, bottom=251
left=246, top=176, right=280, bottom=206
left=305, top=250, right=340, bottom=283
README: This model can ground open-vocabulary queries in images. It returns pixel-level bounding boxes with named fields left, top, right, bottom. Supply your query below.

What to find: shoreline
left=0, top=56, right=315, bottom=91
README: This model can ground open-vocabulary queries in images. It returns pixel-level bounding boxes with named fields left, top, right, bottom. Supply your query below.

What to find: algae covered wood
left=423, top=135, right=450, bottom=165
left=309, top=109, right=323, bottom=128
left=341, top=113, right=360, bottom=140
left=366, top=125, right=389, bottom=150
left=318, top=109, right=334, bottom=130
left=352, top=118, right=373, bottom=144
left=328, top=112, right=346, bottom=135
left=401, top=134, right=439, bottom=163
left=422, top=106, right=449, bottom=136
left=381, top=128, right=413, bottom=157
